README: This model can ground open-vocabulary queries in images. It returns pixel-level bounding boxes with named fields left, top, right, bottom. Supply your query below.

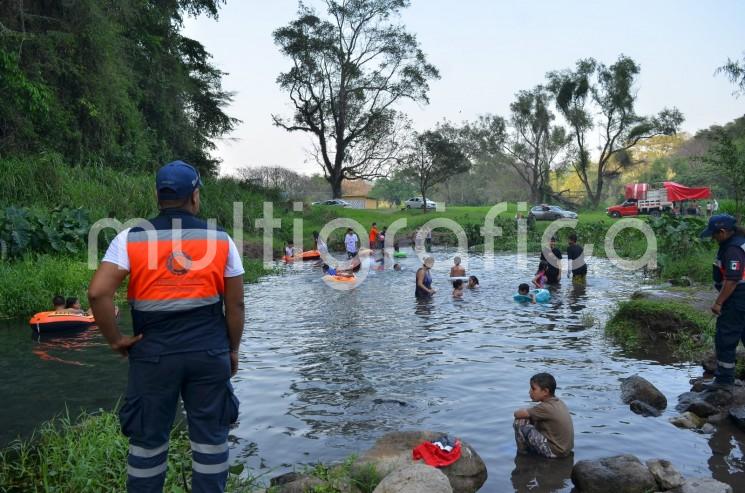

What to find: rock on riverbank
left=571, top=454, right=732, bottom=493
left=269, top=430, right=487, bottom=493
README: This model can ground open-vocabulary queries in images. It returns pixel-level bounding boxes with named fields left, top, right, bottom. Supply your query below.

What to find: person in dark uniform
left=701, top=214, right=745, bottom=390
left=566, top=233, right=587, bottom=284
left=89, top=160, right=246, bottom=492
left=540, top=236, right=562, bottom=284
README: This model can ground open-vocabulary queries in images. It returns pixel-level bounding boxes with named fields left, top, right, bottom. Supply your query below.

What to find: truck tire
left=611, top=211, right=621, bottom=218
left=650, top=209, right=661, bottom=218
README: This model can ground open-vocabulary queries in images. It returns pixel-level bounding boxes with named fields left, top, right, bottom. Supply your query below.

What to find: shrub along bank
left=605, top=298, right=715, bottom=359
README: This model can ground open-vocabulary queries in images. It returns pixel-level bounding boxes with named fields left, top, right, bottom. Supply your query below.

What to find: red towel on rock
left=412, top=440, right=462, bottom=467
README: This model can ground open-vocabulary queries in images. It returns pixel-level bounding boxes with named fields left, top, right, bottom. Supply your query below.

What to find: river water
left=2, top=251, right=744, bottom=492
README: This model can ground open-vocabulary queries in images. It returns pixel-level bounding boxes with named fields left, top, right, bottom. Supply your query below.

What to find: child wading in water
left=452, top=279, right=464, bottom=298
left=532, top=262, right=548, bottom=289
left=513, top=373, right=574, bottom=458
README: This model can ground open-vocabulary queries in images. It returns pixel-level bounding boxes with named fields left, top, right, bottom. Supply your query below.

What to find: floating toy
left=322, top=275, right=356, bottom=283
left=282, top=250, right=321, bottom=262
left=513, top=289, right=551, bottom=304
left=28, top=311, right=96, bottom=334
left=393, top=251, right=407, bottom=258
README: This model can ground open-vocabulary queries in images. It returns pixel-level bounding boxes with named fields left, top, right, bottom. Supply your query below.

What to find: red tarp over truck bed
left=662, top=182, right=711, bottom=201
left=624, top=182, right=711, bottom=201
left=625, top=183, right=648, bottom=200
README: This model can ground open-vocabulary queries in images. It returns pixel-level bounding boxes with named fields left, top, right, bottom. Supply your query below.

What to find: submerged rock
left=571, top=454, right=656, bottom=493
left=620, top=375, right=667, bottom=410
left=684, top=400, right=719, bottom=418
left=357, top=430, right=487, bottom=493
left=372, top=463, right=452, bottom=493
left=645, top=459, right=684, bottom=490
left=669, top=477, right=733, bottom=493
left=629, top=400, right=661, bottom=417
left=670, top=412, right=706, bottom=429
left=728, top=405, right=745, bottom=431
left=270, top=472, right=325, bottom=493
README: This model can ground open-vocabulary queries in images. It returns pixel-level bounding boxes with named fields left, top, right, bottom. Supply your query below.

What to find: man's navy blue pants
left=118, top=349, right=239, bottom=493
left=715, top=294, right=745, bottom=384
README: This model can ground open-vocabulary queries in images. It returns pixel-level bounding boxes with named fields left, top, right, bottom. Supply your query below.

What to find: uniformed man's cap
left=156, top=160, right=203, bottom=200
left=700, top=214, right=737, bottom=238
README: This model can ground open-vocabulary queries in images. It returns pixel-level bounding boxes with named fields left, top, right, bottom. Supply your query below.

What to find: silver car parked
left=528, top=204, right=578, bottom=221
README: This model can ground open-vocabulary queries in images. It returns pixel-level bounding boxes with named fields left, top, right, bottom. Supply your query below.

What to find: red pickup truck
left=606, top=182, right=711, bottom=218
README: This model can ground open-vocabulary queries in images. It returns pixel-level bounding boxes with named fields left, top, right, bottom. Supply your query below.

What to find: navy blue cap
left=700, top=214, right=737, bottom=238
left=156, top=160, right=203, bottom=200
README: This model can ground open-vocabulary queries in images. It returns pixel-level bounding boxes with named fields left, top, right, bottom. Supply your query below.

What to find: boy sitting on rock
left=513, top=373, right=574, bottom=458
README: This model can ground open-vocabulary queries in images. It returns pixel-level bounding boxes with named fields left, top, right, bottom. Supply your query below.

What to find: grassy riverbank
left=0, top=409, right=264, bottom=493
left=605, top=296, right=716, bottom=359
left=0, top=156, right=718, bottom=320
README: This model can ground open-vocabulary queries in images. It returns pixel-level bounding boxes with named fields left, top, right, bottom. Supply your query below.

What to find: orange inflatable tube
left=283, top=250, right=321, bottom=262
left=28, top=311, right=96, bottom=333
left=322, top=275, right=356, bottom=283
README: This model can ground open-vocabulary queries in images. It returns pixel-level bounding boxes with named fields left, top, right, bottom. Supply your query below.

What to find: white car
left=311, top=199, right=351, bottom=207
left=404, top=197, right=437, bottom=209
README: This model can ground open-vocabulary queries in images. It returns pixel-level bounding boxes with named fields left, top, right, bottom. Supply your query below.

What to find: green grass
left=303, top=456, right=382, bottom=493
left=0, top=409, right=264, bottom=493
left=605, top=299, right=715, bottom=358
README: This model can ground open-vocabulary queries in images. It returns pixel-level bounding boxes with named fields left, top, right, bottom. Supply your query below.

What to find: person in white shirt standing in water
left=344, top=228, right=359, bottom=258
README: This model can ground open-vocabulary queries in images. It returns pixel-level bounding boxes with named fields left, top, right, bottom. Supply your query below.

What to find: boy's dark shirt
left=567, top=243, right=587, bottom=276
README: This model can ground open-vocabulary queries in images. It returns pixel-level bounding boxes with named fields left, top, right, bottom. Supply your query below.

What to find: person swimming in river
left=467, top=275, right=479, bottom=288
left=516, top=283, right=536, bottom=304
left=415, top=256, right=436, bottom=298
left=532, top=262, right=548, bottom=289
left=53, top=295, right=66, bottom=312
left=322, top=263, right=354, bottom=278
left=452, top=279, right=465, bottom=298
left=450, top=256, right=466, bottom=278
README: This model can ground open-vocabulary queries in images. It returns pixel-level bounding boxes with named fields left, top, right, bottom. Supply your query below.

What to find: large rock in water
left=357, top=430, right=487, bottom=493
left=629, top=400, right=661, bottom=417
left=372, top=463, right=452, bottom=493
left=620, top=375, right=667, bottom=410
left=571, top=455, right=656, bottom=493
left=669, top=477, right=733, bottom=493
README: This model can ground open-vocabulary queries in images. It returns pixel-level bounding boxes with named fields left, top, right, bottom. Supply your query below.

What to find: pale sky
left=183, top=0, right=745, bottom=177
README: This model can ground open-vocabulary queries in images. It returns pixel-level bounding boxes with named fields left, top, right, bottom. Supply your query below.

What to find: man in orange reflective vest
left=89, top=160, right=245, bottom=492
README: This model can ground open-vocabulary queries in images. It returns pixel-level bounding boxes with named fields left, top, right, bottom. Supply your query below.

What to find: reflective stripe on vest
left=126, top=228, right=229, bottom=311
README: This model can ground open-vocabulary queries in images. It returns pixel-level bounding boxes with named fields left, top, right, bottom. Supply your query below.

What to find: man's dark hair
left=53, top=295, right=65, bottom=307
left=530, top=372, right=557, bottom=396
left=518, top=283, right=530, bottom=294
left=372, top=222, right=377, bottom=226
left=568, top=233, right=578, bottom=242
left=453, top=279, right=464, bottom=289
left=550, top=236, right=557, bottom=242
left=322, top=264, right=330, bottom=272
left=469, top=275, right=479, bottom=285
left=65, top=297, right=79, bottom=309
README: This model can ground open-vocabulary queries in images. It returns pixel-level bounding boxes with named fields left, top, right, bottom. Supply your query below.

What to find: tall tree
left=401, top=130, right=470, bottom=212
left=467, top=87, right=569, bottom=203
left=702, top=129, right=745, bottom=217
left=369, top=170, right=417, bottom=205
left=546, top=55, right=684, bottom=207
left=0, top=0, right=236, bottom=175
left=716, top=52, right=745, bottom=97
left=272, top=0, right=439, bottom=198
